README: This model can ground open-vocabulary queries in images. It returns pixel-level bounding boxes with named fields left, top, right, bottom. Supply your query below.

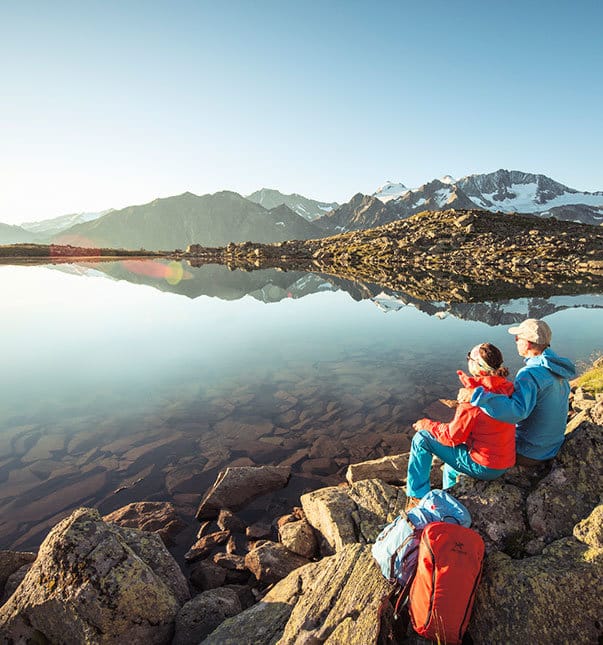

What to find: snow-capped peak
left=440, top=175, right=455, bottom=185
left=373, top=181, right=410, bottom=203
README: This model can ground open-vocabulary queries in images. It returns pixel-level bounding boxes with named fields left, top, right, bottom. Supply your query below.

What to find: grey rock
left=173, top=588, right=241, bottom=645
left=301, top=479, right=404, bottom=555
left=345, top=453, right=409, bottom=484
left=0, top=507, right=185, bottom=645
left=113, top=525, right=190, bottom=605
left=452, top=477, right=527, bottom=552
left=1, top=564, right=33, bottom=604
left=189, top=560, right=227, bottom=591
left=217, top=509, right=247, bottom=533
left=244, top=542, right=310, bottom=585
left=185, top=530, right=230, bottom=563
left=573, top=503, right=603, bottom=548
left=279, top=519, right=317, bottom=559
left=196, top=466, right=291, bottom=520
left=0, top=551, right=36, bottom=598
left=246, top=521, right=272, bottom=540
left=201, top=600, right=294, bottom=645
left=526, top=422, right=603, bottom=542
left=469, top=536, right=603, bottom=644
left=274, top=544, right=390, bottom=644
left=204, top=544, right=390, bottom=645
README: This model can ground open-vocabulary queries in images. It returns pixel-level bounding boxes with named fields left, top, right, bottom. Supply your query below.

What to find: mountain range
left=1, top=169, right=601, bottom=248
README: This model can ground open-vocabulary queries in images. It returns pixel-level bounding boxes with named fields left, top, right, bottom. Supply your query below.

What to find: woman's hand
left=457, top=387, right=474, bottom=403
left=413, top=419, right=430, bottom=432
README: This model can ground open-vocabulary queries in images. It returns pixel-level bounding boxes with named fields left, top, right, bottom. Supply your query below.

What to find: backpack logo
left=452, top=541, right=467, bottom=554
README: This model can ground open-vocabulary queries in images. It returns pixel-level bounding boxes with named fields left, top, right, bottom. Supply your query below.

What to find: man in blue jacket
left=469, top=319, right=576, bottom=464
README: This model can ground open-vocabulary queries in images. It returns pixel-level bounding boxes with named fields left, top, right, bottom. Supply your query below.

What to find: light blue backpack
left=371, top=490, right=471, bottom=587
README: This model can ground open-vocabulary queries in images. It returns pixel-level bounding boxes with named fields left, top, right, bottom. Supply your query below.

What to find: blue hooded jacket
left=470, top=348, right=576, bottom=460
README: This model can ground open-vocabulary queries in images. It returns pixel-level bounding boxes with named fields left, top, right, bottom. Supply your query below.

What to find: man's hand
left=457, top=387, right=474, bottom=404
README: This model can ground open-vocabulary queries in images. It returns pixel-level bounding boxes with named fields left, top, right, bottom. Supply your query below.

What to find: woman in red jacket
left=405, top=343, right=515, bottom=510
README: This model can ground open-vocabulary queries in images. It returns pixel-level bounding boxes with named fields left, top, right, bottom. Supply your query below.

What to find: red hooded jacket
left=419, top=372, right=516, bottom=469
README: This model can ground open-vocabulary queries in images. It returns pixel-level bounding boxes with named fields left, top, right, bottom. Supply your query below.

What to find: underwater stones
left=0, top=508, right=186, bottom=645
left=196, top=466, right=291, bottom=520
left=103, top=501, right=186, bottom=546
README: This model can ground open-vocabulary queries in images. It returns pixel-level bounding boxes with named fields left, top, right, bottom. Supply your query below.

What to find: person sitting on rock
left=405, top=343, right=516, bottom=510
left=467, top=319, right=576, bottom=467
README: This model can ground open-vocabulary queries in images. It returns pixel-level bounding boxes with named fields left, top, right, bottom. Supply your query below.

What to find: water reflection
left=0, top=261, right=601, bottom=552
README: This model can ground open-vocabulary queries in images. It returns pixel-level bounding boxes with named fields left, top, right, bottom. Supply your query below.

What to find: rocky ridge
left=187, top=208, right=603, bottom=302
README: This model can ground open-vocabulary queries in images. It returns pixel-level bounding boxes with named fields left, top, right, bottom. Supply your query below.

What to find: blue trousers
left=406, top=430, right=508, bottom=499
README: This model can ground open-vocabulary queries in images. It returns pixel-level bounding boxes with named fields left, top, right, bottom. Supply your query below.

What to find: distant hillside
left=246, top=188, right=338, bottom=221
left=21, top=209, right=112, bottom=237
left=54, top=191, right=323, bottom=251
left=0, top=223, right=40, bottom=245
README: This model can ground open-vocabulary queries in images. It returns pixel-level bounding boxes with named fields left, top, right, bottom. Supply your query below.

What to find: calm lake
left=1, top=260, right=602, bottom=551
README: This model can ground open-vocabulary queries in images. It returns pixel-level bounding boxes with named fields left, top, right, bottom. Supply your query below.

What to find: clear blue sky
left=1, top=0, right=601, bottom=224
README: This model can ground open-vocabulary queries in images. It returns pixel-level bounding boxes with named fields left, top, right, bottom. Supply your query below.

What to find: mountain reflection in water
left=0, top=260, right=601, bottom=553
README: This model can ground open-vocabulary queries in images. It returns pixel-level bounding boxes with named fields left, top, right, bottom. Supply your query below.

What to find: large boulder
left=469, top=512, right=603, bottom=643
left=0, top=507, right=188, bottom=645
left=196, top=466, right=291, bottom=519
left=103, top=501, right=186, bottom=545
left=301, top=479, right=404, bottom=555
left=173, top=587, right=242, bottom=645
left=526, top=422, right=603, bottom=543
left=202, top=544, right=391, bottom=645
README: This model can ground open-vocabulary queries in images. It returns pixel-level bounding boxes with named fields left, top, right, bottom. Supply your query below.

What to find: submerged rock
left=0, top=507, right=188, bottom=645
left=196, top=466, right=291, bottom=519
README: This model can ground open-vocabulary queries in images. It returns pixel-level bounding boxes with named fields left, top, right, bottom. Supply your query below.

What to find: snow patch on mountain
left=480, top=183, right=603, bottom=213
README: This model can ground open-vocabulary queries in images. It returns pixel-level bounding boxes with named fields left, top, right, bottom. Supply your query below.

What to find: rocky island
left=185, top=208, right=603, bottom=302
left=1, top=361, right=601, bottom=644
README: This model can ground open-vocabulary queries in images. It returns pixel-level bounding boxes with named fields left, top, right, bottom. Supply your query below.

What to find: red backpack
left=408, top=521, right=485, bottom=644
